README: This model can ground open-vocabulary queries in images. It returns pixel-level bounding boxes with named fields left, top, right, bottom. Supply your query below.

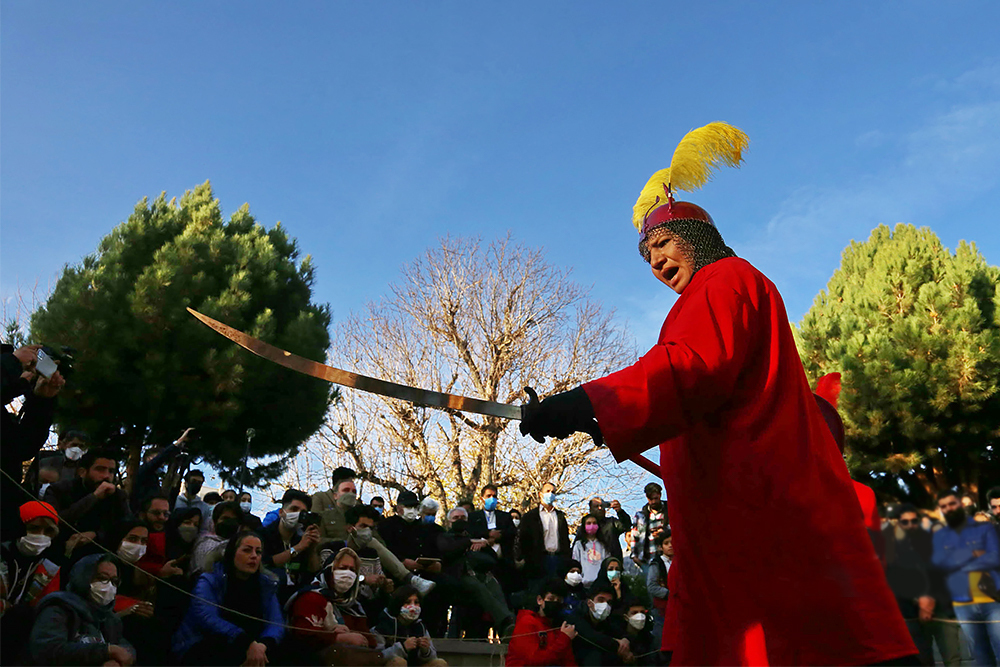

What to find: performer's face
left=648, top=234, right=694, bottom=294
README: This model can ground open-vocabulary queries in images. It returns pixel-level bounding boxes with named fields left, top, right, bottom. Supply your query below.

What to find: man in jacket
left=588, top=496, right=630, bottom=561
left=630, top=483, right=667, bottom=572
left=932, top=490, right=1000, bottom=666
left=311, top=466, right=358, bottom=541
left=519, top=482, right=571, bottom=581
left=469, top=483, right=517, bottom=591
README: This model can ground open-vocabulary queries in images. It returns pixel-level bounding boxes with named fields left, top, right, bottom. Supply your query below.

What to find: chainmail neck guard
left=639, top=219, right=737, bottom=272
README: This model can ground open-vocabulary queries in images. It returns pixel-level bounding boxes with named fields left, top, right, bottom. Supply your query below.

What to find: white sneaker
left=411, top=575, right=436, bottom=595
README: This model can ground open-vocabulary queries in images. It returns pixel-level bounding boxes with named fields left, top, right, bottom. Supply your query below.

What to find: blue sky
left=3, top=3, right=999, bottom=506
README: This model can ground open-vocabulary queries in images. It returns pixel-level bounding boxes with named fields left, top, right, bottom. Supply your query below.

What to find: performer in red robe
left=521, top=123, right=916, bottom=665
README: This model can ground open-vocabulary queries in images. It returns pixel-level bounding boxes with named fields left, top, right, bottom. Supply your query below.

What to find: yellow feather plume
left=631, top=122, right=749, bottom=230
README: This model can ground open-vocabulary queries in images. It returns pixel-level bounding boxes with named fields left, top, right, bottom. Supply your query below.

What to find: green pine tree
left=796, top=223, right=1000, bottom=506
left=31, top=181, right=333, bottom=489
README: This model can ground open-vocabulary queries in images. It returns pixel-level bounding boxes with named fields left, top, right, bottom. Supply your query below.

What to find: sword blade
left=187, top=308, right=522, bottom=421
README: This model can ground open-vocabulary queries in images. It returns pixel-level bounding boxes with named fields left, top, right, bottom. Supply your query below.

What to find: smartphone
left=35, top=349, right=58, bottom=378
left=601, top=500, right=611, bottom=509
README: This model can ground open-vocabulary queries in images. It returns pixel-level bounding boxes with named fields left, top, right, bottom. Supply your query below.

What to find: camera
left=298, top=511, right=322, bottom=529
left=38, top=345, right=75, bottom=379
left=601, top=500, right=612, bottom=510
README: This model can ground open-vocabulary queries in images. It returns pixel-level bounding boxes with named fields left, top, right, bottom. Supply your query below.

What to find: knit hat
left=20, top=500, right=59, bottom=525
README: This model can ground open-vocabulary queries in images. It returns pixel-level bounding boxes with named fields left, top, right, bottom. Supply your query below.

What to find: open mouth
left=664, top=266, right=679, bottom=282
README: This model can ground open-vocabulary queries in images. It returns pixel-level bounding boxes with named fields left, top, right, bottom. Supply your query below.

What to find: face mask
left=240, top=502, right=252, bottom=512
left=90, top=580, right=117, bottom=607
left=542, top=492, right=556, bottom=506
left=64, top=446, right=84, bottom=461
left=338, top=491, right=358, bottom=508
left=565, top=572, right=583, bottom=586
left=281, top=511, right=301, bottom=528
left=402, top=507, right=419, bottom=522
left=451, top=519, right=468, bottom=532
left=18, top=533, right=51, bottom=556
left=400, top=604, right=421, bottom=621
left=628, top=612, right=647, bottom=630
left=178, top=525, right=199, bottom=543
left=585, top=524, right=599, bottom=535
left=332, top=569, right=357, bottom=592
left=353, top=527, right=373, bottom=545
left=607, top=569, right=621, bottom=582
left=118, top=542, right=147, bottom=563
left=591, top=601, right=611, bottom=621
left=422, top=514, right=436, bottom=524
left=187, top=481, right=203, bottom=495
left=543, top=600, right=564, bottom=618
left=216, top=520, right=239, bottom=539
left=484, top=497, right=498, bottom=511
left=373, top=506, right=384, bottom=514
left=513, top=518, right=520, bottom=528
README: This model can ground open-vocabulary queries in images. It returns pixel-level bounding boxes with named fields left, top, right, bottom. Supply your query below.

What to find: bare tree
left=301, top=235, right=642, bottom=514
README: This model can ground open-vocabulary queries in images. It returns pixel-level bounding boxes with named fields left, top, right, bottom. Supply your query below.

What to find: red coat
left=584, top=258, right=914, bottom=666
left=505, top=609, right=577, bottom=667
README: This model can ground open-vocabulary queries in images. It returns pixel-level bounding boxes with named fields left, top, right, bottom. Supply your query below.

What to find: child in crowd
left=506, top=578, right=577, bottom=667
left=375, top=584, right=447, bottom=666
left=571, top=514, right=609, bottom=585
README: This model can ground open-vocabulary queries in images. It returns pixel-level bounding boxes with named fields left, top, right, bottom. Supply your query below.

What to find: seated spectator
left=155, top=507, right=208, bottom=643
left=437, top=506, right=515, bottom=638
left=345, top=504, right=435, bottom=595
left=312, top=466, right=358, bottom=541
left=568, top=580, right=626, bottom=666
left=598, top=556, right=630, bottom=608
left=288, top=547, right=383, bottom=663
left=174, top=469, right=212, bottom=533
left=262, top=489, right=321, bottom=604
left=375, top=584, right=447, bottom=667
left=167, top=507, right=203, bottom=563
left=610, top=597, right=655, bottom=665
left=381, top=491, right=433, bottom=574
left=572, top=514, right=611, bottom=585
left=505, top=578, right=577, bottom=667
left=236, top=492, right=264, bottom=531
left=221, top=489, right=238, bottom=503
left=646, top=530, right=671, bottom=648
left=172, top=532, right=284, bottom=666
left=24, top=428, right=89, bottom=496
left=0, top=501, right=63, bottom=665
left=134, top=495, right=170, bottom=575
left=43, top=448, right=130, bottom=564
left=370, top=496, right=386, bottom=516
left=191, top=501, right=243, bottom=577
left=29, top=554, right=135, bottom=666
left=561, top=559, right=586, bottom=620
left=107, top=520, right=158, bottom=664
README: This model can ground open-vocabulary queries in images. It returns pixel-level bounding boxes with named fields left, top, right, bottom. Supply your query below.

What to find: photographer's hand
left=34, top=370, right=65, bottom=398
left=13, top=345, right=41, bottom=371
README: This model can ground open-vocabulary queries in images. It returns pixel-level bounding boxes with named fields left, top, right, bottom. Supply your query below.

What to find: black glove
left=520, top=386, right=604, bottom=446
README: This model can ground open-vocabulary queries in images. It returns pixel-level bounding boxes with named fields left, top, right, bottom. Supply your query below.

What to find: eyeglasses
left=898, top=519, right=919, bottom=526
left=94, top=575, right=121, bottom=586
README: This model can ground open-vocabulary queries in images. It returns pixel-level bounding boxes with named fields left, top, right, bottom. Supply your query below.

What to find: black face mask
left=450, top=520, right=468, bottom=533
left=944, top=507, right=967, bottom=528
left=187, top=481, right=203, bottom=495
left=543, top=600, right=564, bottom=618
left=216, top=521, right=239, bottom=539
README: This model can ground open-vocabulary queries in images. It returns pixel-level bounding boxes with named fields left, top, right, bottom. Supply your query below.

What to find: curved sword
left=186, top=307, right=522, bottom=420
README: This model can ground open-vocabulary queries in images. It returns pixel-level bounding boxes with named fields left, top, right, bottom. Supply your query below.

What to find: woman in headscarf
left=28, top=554, right=135, bottom=665
left=165, top=506, right=202, bottom=564
left=154, top=505, right=203, bottom=647
left=172, top=532, right=284, bottom=666
left=288, top=546, right=385, bottom=664
left=596, top=555, right=630, bottom=609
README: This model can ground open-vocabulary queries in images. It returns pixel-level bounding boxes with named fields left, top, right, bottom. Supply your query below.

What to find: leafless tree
left=293, top=235, right=642, bottom=515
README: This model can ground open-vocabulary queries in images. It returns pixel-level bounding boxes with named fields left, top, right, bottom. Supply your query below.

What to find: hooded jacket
left=28, top=554, right=133, bottom=666
left=373, top=607, right=439, bottom=663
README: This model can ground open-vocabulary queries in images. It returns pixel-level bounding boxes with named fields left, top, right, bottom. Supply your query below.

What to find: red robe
left=584, top=257, right=914, bottom=666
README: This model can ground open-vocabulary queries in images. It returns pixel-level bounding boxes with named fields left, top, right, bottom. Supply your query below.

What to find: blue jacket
left=931, top=519, right=1000, bottom=603
left=172, top=564, right=285, bottom=659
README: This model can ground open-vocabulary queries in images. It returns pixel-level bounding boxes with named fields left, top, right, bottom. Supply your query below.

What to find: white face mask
left=353, top=527, right=373, bottom=545
left=332, top=569, right=357, bottom=592
left=337, top=491, right=358, bottom=507
left=240, top=502, right=252, bottom=512
left=400, top=604, right=421, bottom=621
left=591, top=601, right=611, bottom=621
left=402, top=507, right=419, bottom=522
left=65, top=446, right=85, bottom=461
left=117, top=542, right=147, bottom=563
left=18, top=533, right=52, bottom=556
left=513, top=518, right=521, bottom=528
left=281, top=511, right=301, bottom=528
left=565, top=572, right=583, bottom=586
left=90, top=580, right=117, bottom=607
left=628, top=612, right=647, bottom=630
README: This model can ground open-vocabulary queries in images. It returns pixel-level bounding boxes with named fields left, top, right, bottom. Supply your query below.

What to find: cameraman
left=1, top=344, right=65, bottom=542
left=262, top=489, right=322, bottom=604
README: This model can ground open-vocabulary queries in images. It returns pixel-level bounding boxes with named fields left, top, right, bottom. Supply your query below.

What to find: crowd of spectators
left=4, top=342, right=1000, bottom=666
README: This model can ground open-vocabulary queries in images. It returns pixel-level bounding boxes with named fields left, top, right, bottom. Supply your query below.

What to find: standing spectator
left=239, top=491, right=264, bottom=531
left=172, top=532, right=285, bottom=666
left=630, top=482, right=667, bottom=573
left=469, top=484, right=517, bottom=591
left=380, top=490, right=433, bottom=573
left=174, top=469, right=212, bottom=533
left=572, top=514, right=611, bottom=585
left=261, top=489, right=321, bottom=604
left=509, top=509, right=524, bottom=571
left=519, top=482, right=571, bottom=581
left=647, top=530, right=672, bottom=646
left=505, top=579, right=577, bottom=667
left=886, top=505, right=961, bottom=666
left=128, top=429, right=194, bottom=512
left=568, top=580, right=626, bottom=666
left=370, top=496, right=386, bottom=516
left=1, top=343, right=64, bottom=542
left=221, top=489, right=238, bottom=502
left=588, top=496, right=631, bottom=561
left=43, top=448, right=130, bottom=558
left=311, top=466, right=358, bottom=541
left=29, top=554, right=135, bottom=666
left=374, top=584, right=447, bottom=667
left=24, top=429, right=89, bottom=496
left=932, top=490, right=1000, bottom=666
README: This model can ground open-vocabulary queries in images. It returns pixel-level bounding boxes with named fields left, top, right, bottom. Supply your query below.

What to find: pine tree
left=796, top=223, right=1000, bottom=505
left=30, top=181, right=332, bottom=488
